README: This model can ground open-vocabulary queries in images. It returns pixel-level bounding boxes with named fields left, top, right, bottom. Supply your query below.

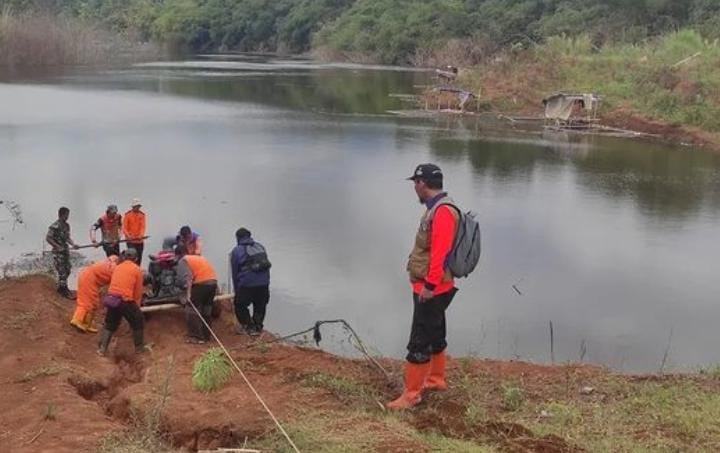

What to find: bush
left=192, top=348, right=232, bottom=393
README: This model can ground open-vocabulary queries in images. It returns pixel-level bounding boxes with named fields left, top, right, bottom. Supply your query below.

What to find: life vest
left=100, top=213, right=122, bottom=242
left=407, top=196, right=459, bottom=283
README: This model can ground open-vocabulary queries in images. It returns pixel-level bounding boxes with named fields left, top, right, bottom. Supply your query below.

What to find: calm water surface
left=1, top=55, right=719, bottom=371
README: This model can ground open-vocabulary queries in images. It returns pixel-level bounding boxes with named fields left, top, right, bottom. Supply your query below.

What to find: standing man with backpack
left=387, top=163, right=466, bottom=410
left=230, top=228, right=271, bottom=337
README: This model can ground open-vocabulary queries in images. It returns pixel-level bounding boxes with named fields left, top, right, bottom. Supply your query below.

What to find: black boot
left=132, top=329, right=151, bottom=353
left=97, top=328, right=113, bottom=356
left=57, top=285, right=76, bottom=300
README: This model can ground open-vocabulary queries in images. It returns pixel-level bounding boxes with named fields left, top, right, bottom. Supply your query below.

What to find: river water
left=1, top=55, right=719, bottom=372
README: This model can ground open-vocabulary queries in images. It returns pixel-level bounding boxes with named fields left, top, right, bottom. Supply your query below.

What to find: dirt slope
left=6, top=275, right=716, bottom=452
left=0, top=275, right=390, bottom=451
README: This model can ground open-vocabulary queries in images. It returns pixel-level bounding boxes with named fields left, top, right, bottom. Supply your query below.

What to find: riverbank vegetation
left=7, top=1, right=720, bottom=64
left=0, top=6, right=159, bottom=74
left=5, top=0, right=720, bottom=142
left=461, top=30, right=720, bottom=139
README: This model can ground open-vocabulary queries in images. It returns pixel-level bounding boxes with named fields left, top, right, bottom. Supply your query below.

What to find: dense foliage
left=3, top=0, right=720, bottom=63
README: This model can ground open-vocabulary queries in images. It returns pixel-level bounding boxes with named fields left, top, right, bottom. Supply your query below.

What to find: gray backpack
left=443, top=204, right=482, bottom=278
left=241, top=242, right=272, bottom=272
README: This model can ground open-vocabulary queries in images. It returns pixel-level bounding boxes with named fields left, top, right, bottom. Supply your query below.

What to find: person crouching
left=175, top=245, right=218, bottom=344
left=71, top=255, right=119, bottom=333
left=97, top=248, right=151, bottom=355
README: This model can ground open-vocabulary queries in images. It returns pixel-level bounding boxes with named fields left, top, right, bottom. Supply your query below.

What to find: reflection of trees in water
left=571, top=140, right=720, bottom=221
left=429, top=132, right=566, bottom=181
left=136, top=69, right=426, bottom=114
left=428, top=129, right=720, bottom=221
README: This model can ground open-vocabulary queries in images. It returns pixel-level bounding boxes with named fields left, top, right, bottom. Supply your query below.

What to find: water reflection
left=428, top=125, right=720, bottom=223
left=2, top=57, right=720, bottom=371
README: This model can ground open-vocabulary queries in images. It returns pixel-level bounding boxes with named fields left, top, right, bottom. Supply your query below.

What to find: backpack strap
left=428, top=197, right=461, bottom=233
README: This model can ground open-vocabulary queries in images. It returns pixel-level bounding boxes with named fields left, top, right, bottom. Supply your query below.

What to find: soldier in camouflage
left=46, top=207, right=79, bottom=299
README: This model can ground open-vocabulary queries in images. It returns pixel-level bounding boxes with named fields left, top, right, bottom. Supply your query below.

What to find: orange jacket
left=180, top=255, right=217, bottom=285
left=76, top=257, right=118, bottom=309
left=108, top=260, right=144, bottom=304
left=122, top=210, right=146, bottom=243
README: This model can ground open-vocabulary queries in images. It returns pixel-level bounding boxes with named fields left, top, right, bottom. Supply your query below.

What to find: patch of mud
left=68, top=375, right=107, bottom=400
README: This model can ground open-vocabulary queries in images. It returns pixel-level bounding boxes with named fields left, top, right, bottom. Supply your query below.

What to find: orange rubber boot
left=423, top=350, right=448, bottom=391
left=70, top=307, right=88, bottom=333
left=387, top=362, right=430, bottom=410
left=83, top=310, right=98, bottom=333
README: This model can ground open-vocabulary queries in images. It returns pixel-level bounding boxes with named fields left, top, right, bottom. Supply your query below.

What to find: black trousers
left=103, top=242, right=120, bottom=257
left=406, top=288, right=458, bottom=364
left=234, top=285, right=270, bottom=330
left=186, top=283, right=217, bottom=341
left=126, top=242, right=144, bottom=265
left=104, top=301, right=144, bottom=333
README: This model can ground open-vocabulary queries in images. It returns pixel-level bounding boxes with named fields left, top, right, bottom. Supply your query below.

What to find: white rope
left=187, top=297, right=301, bottom=453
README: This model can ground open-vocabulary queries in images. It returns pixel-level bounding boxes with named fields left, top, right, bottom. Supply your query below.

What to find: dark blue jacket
left=231, top=237, right=270, bottom=289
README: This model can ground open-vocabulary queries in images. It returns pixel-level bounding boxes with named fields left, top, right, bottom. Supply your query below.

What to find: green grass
left=515, top=376, right=720, bottom=452
left=500, top=383, right=524, bottom=412
left=253, top=408, right=498, bottom=452
left=463, top=29, right=720, bottom=135
left=252, top=410, right=420, bottom=453
left=301, top=372, right=381, bottom=407
left=192, top=348, right=232, bottom=393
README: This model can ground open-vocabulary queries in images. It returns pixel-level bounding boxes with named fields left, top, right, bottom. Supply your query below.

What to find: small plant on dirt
left=192, top=348, right=232, bottom=393
left=4, top=309, right=40, bottom=329
left=16, top=364, right=67, bottom=383
left=43, top=403, right=57, bottom=421
left=464, top=401, right=486, bottom=425
left=501, top=383, right=524, bottom=411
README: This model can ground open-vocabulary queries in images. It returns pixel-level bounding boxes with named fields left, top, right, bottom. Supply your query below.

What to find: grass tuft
left=16, top=364, right=67, bottom=383
left=192, top=348, right=232, bottom=393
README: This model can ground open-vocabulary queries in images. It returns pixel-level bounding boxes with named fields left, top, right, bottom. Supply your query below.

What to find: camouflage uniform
left=47, top=220, right=71, bottom=289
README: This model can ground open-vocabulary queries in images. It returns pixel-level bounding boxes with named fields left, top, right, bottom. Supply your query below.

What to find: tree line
left=4, top=0, right=720, bottom=64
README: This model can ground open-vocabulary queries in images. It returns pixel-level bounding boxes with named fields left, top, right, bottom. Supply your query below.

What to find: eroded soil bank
left=1, top=275, right=718, bottom=452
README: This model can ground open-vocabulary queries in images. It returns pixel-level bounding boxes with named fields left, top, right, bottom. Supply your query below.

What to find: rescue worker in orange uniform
left=176, top=225, right=203, bottom=255
left=97, top=249, right=151, bottom=355
left=387, top=164, right=459, bottom=410
left=122, top=198, right=146, bottom=265
left=70, top=255, right=119, bottom=333
left=90, top=205, right=122, bottom=257
left=175, top=245, right=217, bottom=344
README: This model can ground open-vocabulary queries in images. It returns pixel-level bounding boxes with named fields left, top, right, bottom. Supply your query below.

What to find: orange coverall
left=70, top=256, right=118, bottom=332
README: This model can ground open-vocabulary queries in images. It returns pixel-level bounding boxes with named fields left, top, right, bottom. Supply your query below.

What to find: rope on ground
left=187, top=299, right=301, bottom=453
left=248, top=319, right=392, bottom=382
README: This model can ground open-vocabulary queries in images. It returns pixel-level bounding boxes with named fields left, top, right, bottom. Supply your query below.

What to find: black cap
left=407, top=163, right=443, bottom=181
